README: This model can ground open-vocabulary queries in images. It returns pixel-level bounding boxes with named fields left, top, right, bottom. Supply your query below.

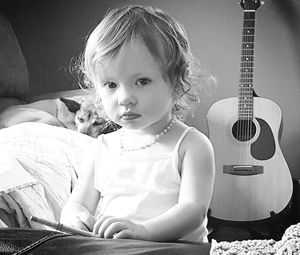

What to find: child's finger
left=93, top=215, right=112, bottom=235
left=97, top=216, right=121, bottom=237
left=113, top=229, right=131, bottom=239
left=103, top=221, right=127, bottom=239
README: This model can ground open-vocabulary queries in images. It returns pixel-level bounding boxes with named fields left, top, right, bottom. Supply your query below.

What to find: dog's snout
left=77, top=125, right=89, bottom=135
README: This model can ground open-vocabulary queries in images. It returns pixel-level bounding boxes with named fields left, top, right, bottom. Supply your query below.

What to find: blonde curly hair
left=77, top=5, right=214, bottom=120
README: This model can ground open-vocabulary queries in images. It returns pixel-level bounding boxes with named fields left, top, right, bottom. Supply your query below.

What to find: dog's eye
left=78, top=118, right=84, bottom=123
left=92, top=121, right=104, bottom=126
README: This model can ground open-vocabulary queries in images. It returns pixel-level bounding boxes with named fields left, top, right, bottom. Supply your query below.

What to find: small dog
left=0, top=96, right=118, bottom=138
left=70, top=97, right=119, bottom=138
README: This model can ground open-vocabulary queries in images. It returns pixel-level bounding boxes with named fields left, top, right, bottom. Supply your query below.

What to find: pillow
left=0, top=97, right=27, bottom=113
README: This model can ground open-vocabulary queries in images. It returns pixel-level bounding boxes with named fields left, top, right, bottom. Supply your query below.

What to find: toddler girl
left=61, top=5, right=215, bottom=243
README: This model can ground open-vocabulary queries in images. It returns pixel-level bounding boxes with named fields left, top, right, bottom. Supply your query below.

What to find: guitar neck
left=238, top=10, right=256, bottom=120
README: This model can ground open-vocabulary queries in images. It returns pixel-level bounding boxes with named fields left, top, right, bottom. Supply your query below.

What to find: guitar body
left=207, top=97, right=293, bottom=221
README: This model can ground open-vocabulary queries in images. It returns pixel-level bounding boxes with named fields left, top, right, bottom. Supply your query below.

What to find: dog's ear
left=59, top=97, right=81, bottom=113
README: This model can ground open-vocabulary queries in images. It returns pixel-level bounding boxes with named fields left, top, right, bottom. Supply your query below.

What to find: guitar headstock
left=240, top=0, right=262, bottom=11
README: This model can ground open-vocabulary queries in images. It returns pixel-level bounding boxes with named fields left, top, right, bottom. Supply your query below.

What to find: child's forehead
left=98, top=38, right=165, bottom=75
left=121, top=38, right=160, bottom=59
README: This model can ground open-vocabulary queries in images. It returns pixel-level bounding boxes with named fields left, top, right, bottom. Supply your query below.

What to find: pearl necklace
left=120, top=118, right=175, bottom=154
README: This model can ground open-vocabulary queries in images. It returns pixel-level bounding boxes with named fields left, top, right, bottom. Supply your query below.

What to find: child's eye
left=136, top=78, right=151, bottom=87
left=104, top=81, right=117, bottom=89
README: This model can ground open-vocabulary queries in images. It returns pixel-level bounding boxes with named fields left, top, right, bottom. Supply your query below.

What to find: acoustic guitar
left=207, top=0, right=293, bottom=222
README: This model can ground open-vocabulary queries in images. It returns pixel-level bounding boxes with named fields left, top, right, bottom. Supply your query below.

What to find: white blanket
left=0, top=148, right=36, bottom=192
left=0, top=122, right=94, bottom=229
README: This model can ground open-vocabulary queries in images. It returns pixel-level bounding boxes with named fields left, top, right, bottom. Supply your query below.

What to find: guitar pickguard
left=251, top=118, right=275, bottom=160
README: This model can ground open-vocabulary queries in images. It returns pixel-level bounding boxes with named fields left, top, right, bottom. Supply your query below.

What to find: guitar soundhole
left=232, top=120, right=256, bottom=141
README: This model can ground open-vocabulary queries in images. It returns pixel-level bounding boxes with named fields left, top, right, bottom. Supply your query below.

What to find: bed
left=1, top=122, right=300, bottom=255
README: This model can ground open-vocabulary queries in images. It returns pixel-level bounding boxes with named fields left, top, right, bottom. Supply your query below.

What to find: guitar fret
left=240, top=71, right=253, bottom=75
left=241, top=56, right=254, bottom=61
left=240, top=62, right=254, bottom=67
left=242, top=42, right=254, bottom=50
left=240, top=82, right=253, bottom=86
left=243, top=20, right=255, bottom=27
left=244, top=11, right=255, bottom=19
left=238, top=101, right=253, bottom=105
left=243, top=29, right=255, bottom=36
left=240, top=85, right=253, bottom=88
left=238, top=117, right=253, bottom=120
left=238, top=105, right=253, bottom=108
left=238, top=115, right=254, bottom=118
left=238, top=111, right=254, bottom=113
left=240, top=81, right=253, bottom=84
left=242, top=39, right=254, bottom=44
left=241, top=49, right=254, bottom=55
left=240, top=72, right=253, bottom=75
left=238, top=107, right=253, bottom=109
left=239, top=104, right=253, bottom=106
left=239, top=95, right=253, bottom=97
left=242, top=34, right=254, bottom=38
left=239, top=94, right=253, bottom=98
left=239, top=91, right=253, bottom=93
left=240, top=75, right=254, bottom=79
left=240, top=67, right=254, bottom=72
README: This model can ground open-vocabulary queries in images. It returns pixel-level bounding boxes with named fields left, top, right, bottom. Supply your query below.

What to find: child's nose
left=117, top=86, right=137, bottom=106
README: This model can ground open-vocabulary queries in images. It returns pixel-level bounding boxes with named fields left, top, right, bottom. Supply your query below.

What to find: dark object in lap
left=0, top=228, right=66, bottom=254
left=0, top=228, right=211, bottom=255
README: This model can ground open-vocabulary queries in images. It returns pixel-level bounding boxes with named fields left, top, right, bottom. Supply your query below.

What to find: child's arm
left=60, top=144, right=100, bottom=231
left=93, top=130, right=215, bottom=241
left=143, top=131, right=214, bottom=241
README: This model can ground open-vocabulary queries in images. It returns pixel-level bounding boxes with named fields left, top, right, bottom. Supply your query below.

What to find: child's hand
left=62, top=212, right=95, bottom=232
left=93, top=215, right=150, bottom=240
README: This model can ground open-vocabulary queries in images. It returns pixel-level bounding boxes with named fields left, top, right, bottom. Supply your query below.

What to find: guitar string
left=239, top=11, right=255, bottom=164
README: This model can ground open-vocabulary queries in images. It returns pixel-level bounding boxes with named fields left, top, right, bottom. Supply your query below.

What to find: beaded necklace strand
left=120, top=118, right=175, bottom=154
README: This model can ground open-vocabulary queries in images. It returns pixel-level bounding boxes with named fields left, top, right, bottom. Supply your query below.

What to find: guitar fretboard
left=238, top=11, right=256, bottom=120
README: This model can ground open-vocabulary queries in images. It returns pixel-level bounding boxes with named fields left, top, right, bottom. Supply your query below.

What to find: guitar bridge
left=223, top=165, right=264, bottom=176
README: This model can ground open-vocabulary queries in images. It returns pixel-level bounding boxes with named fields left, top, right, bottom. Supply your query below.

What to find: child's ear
left=59, top=97, right=81, bottom=113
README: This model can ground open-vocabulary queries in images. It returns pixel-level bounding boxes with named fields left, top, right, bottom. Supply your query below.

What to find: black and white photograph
left=0, top=0, right=299, bottom=254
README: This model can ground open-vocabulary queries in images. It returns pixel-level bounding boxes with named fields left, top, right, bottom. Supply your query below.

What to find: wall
left=1, top=0, right=300, bottom=179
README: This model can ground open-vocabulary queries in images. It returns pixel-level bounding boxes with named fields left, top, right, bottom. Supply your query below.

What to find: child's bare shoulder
left=177, top=123, right=213, bottom=153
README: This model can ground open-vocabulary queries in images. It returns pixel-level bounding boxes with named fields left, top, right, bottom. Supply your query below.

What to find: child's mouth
left=120, top=112, right=141, bottom=120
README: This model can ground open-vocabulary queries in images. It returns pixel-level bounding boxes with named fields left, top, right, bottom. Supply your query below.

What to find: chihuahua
left=65, top=97, right=119, bottom=138
left=0, top=96, right=118, bottom=138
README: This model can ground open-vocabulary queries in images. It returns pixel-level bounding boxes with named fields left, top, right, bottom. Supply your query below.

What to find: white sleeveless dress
left=94, top=127, right=208, bottom=242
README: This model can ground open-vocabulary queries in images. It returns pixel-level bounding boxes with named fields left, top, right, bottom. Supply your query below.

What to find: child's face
left=96, top=38, right=174, bottom=130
